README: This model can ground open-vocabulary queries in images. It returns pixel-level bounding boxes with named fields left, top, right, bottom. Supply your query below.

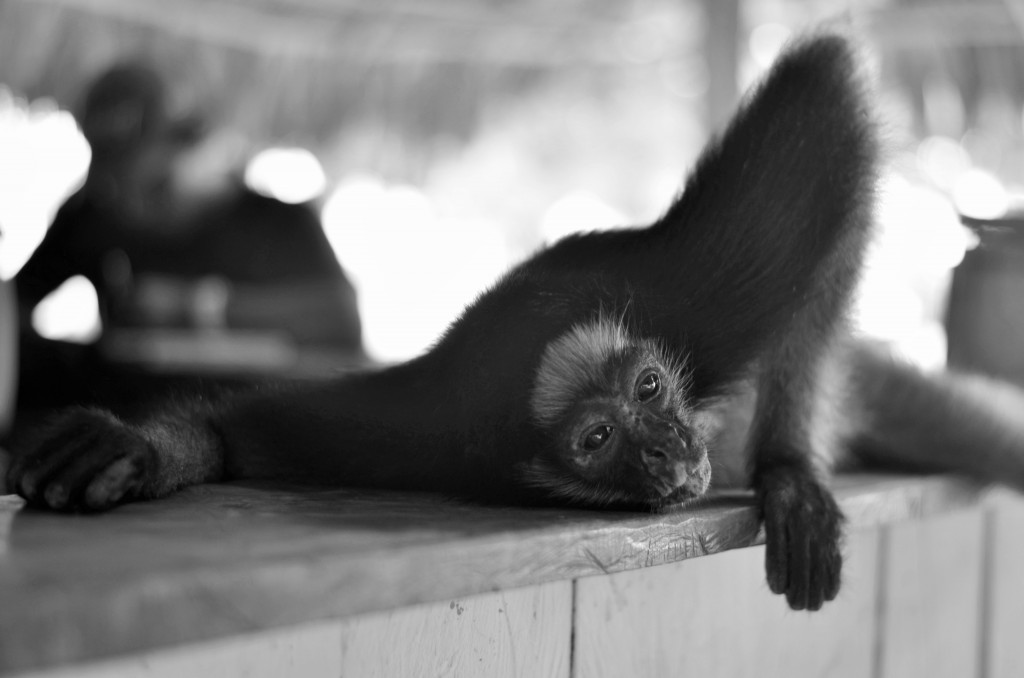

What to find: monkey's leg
left=848, top=342, right=1024, bottom=489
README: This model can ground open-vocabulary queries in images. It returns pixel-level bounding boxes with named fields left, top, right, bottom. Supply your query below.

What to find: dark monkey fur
left=11, top=34, right=1024, bottom=611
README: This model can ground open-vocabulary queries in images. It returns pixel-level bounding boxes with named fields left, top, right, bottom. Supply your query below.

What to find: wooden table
left=2, top=473, right=1015, bottom=677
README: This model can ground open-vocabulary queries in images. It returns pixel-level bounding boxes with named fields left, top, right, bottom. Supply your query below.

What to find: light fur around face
left=530, top=316, right=693, bottom=428
left=530, top=317, right=633, bottom=428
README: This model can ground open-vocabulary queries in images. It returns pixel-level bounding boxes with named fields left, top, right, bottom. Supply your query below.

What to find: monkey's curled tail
left=846, top=341, right=1024, bottom=490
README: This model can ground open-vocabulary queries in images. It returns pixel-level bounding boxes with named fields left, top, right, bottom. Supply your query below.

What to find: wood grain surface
left=876, top=508, right=986, bottom=678
left=573, top=529, right=881, bottom=678
left=16, top=584, right=572, bottom=678
left=0, top=474, right=985, bottom=674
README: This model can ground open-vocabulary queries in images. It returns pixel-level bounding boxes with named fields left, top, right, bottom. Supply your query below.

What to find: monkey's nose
left=641, top=449, right=690, bottom=495
left=642, top=447, right=669, bottom=465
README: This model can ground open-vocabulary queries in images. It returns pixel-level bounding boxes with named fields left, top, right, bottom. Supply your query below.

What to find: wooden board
left=335, top=582, right=570, bottom=678
left=982, top=491, right=1024, bottom=678
left=18, top=621, right=343, bottom=678
left=876, top=507, right=986, bottom=678
left=16, top=584, right=571, bottom=678
left=573, top=528, right=880, bottom=678
left=0, top=474, right=985, bottom=674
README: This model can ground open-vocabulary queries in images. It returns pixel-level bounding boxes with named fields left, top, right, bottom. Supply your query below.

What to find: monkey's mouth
left=648, top=455, right=712, bottom=507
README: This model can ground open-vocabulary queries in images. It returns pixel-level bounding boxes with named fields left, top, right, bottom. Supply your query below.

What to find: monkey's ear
left=646, top=33, right=879, bottom=393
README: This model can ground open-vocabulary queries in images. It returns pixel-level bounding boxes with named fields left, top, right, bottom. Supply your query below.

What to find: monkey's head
left=522, top=318, right=711, bottom=508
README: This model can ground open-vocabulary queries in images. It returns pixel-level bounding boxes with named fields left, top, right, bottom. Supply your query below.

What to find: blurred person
left=13, top=62, right=363, bottom=419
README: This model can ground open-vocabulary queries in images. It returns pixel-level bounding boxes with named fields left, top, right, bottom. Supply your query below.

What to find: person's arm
left=14, top=193, right=96, bottom=327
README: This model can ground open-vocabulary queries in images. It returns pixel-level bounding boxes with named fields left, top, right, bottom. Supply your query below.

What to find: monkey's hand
left=8, top=407, right=157, bottom=512
left=759, top=469, right=844, bottom=611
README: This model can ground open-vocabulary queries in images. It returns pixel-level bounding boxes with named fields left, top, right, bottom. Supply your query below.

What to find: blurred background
left=0, top=0, right=1020, bottom=375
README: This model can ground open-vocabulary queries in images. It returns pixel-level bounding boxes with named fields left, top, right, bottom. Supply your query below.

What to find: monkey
left=10, top=33, right=1024, bottom=613
left=524, top=317, right=712, bottom=507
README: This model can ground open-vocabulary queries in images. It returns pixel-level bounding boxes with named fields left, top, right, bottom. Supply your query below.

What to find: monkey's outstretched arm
left=215, top=361, right=476, bottom=494
left=7, top=357, right=479, bottom=511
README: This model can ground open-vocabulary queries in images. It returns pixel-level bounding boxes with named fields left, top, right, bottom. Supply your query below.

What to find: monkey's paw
left=8, top=407, right=156, bottom=512
left=759, top=469, right=844, bottom=611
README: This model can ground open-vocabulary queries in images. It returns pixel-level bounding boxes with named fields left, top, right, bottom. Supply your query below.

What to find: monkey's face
left=557, top=355, right=711, bottom=506
left=525, top=319, right=711, bottom=508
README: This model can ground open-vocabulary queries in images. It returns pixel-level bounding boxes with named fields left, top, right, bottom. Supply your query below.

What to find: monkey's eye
left=636, top=372, right=661, bottom=402
left=581, top=425, right=614, bottom=452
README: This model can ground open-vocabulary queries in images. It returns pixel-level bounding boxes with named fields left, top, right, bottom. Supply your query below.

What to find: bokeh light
left=322, top=175, right=511, bottom=362
left=749, top=23, right=792, bottom=72
left=31, top=275, right=101, bottom=344
left=952, top=168, right=1009, bottom=220
left=244, top=147, right=327, bottom=204
left=539, top=190, right=629, bottom=244
left=0, top=88, right=90, bottom=280
left=855, top=173, right=974, bottom=369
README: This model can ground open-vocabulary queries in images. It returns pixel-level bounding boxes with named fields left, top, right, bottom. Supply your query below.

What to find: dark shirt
left=16, top=183, right=361, bottom=349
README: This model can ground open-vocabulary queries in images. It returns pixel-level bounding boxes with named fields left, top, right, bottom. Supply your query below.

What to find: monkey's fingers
left=8, top=407, right=155, bottom=512
left=763, top=496, right=791, bottom=595
left=760, top=470, right=844, bottom=611
left=798, top=522, right=842, bottom=611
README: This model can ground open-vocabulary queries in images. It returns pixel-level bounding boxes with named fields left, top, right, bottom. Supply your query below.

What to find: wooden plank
left=13, top=583, right=571, bottom=678
left=876, top=507, right=985, bottom=678
left=573, top=528, right=880, bottom=678
left=15, top=621, right=343, bottom=678
left=335, top=582, right=571, bottom=678
left=982, top=491, right=1024, bottom=678
left=0, top=474, right=985, bottom=674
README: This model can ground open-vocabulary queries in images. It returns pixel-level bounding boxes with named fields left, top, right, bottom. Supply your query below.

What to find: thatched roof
left=0, top=0, right=687, bottom=153
left=4, top=0, right=1024, bottom=180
